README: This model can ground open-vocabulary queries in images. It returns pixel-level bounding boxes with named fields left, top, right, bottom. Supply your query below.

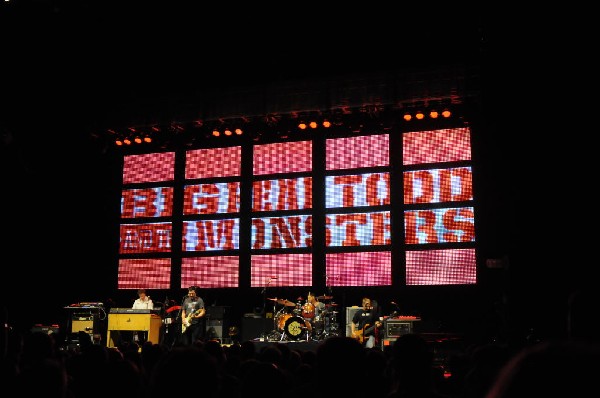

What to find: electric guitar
left=182, top=308, right=203, bottom=333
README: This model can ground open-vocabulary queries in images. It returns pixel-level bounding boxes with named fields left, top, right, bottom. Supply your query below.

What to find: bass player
left=351, top=297, right=382, bottom=348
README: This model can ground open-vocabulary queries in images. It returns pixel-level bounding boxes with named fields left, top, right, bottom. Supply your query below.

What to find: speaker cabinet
left=72, top=319, right=94, bottom=334
left=205, top=306, right=230, bottom=320
left=345, top=306, right=361, bottom=337
left=206, top=319, right=228, bottom=340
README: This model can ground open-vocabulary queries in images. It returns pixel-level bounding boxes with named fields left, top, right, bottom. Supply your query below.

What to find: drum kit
left=266, top=295, right=340, bottom=341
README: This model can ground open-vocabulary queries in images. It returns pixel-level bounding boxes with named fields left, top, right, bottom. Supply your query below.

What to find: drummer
left=305, top=292, right=326, bottom=320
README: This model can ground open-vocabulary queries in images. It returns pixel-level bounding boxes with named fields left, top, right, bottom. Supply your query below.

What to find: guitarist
left=351, top=297, right=382, bottom=348
left=180, top=286, right=206, bottom=345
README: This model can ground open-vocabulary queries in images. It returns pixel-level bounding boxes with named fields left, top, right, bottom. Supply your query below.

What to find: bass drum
left=277, top=313, right=293, bottom=331
left=283, top=315, right=312, bottom=340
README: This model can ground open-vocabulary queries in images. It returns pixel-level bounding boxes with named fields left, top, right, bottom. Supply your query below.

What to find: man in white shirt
left=133, top=288, right=154, bottom=310
left=132, top=288, right=153, bottom=344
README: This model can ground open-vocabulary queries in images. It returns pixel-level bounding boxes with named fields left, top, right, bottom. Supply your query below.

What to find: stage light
left=323, top=120, right=331, bottom=128
left=429, top=111, right=439, bottom=119
left=298, top=122, right=307, bottom=130
left=144, top=136, right=152, bottom=143
left=134, top=137, right=142, bottom=144
left=123, top=138, right=132, bottom=145
left=403, top=113, right=412, bottom=121
left=415, top=111, right=425, bottom=120
left=115, top=139, right=123, bottom=146
left=235, top=128, right=243, bottom=135
left=442, top=109, right=452, bottom=118
left=212, top=129, right=220, bottom=137
left=309, top=121, right=318, bottom=129
left=224, top=128, right=232, bottom=136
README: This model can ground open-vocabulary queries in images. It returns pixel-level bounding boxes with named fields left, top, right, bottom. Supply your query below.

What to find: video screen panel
left=182, top=219, right=240, bottom=251
left=405, top=248, right=476, bottom=285
left=403, top=128, right=471, bottom=166
left=326, top=211, right=391, bottom=247
left=253, top=141, right=312, bottom=175
left=251, top=215, right=312, bottom=249
left=119, top=222, right=172, bottom=254
left=325, top=251, right=392, bottom=286
left=252, top=177, right=312, bottom=212
left=250, top=253, right=313, bottom=287
left=183, top=182, right=240, bottom=215
left=121, top=187, right=174, bottom=218
left=185, top=147, right=241, bottom=179
left=404, top=207, right=475, bottom=244
left=326, top=134, right=389, bottom=170
left=118, top=258, right=171, bottom=289
left=123, top=152, right=175, bottom=184
left=404, top=167, right=473, bottom=204
left=181, top=256, right=239, bottom=288
left=325, top=172, right=390, bottom=209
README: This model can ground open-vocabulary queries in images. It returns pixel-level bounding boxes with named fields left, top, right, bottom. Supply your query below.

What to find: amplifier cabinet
left=345, top=307, right=361, bottom=337
left=72, top=319, right=94, bottom=334
left=385, top=320, right=413, bottom=338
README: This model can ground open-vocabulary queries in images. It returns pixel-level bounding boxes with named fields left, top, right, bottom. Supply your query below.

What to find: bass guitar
left=182, top=308, right=203, bottom=333
left=352, top=322, right=380, bottom=344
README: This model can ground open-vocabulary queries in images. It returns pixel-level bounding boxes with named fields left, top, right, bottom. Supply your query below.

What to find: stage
left=249, top=338, right=322, bottom=353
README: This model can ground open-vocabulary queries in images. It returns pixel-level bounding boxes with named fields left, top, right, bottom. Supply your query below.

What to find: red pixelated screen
left=119, top=222, right=172, bottom=254
left=122, top=152, right=175, bottom=184
left=181, top=256, right=240, bottom=288
left=116, top=126, right=477, bottom=289
left=250, top=253, right=313, bottom=287
left=253, top=141, right=312, bottom=175
left=118, top=258, right=171, bottom=289
left=185, top=146, right=241, bottom=179
left=325, top=251, right=392, bottom=286
left=405, top=248, right=476, bottom=285
left=121, top=187, right=174, bottom=218
left=403, top=128, right=471, bottom=166
left=326, top=134, right=389, bottom=170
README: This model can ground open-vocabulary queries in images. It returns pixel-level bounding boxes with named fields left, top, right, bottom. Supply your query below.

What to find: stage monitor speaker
left=31, top=325, right=60, bottom=335
left=345, top=306, right=361, bottom=337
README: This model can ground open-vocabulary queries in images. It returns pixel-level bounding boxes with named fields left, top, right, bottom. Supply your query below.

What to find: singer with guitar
left=351, top=297, right=383, bottom=348
left=180, top=286, right=206, bottom=345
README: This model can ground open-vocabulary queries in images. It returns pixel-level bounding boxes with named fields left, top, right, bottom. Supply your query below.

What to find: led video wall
left=117, top=127, right=476, bottom=289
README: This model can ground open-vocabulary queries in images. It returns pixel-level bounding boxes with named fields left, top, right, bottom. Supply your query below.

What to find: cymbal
left=317, top=295, right=333, bottom=300
left=278, top=299, right=296, bottom=307
left=267, top=297, right=278, bottom=302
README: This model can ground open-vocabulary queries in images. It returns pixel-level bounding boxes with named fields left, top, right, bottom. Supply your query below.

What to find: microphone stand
left=171, top=296, right=186, bottom=348
left=261, top=278, right=273, bottom=340
left=261, top=278, right=273, bottom=315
